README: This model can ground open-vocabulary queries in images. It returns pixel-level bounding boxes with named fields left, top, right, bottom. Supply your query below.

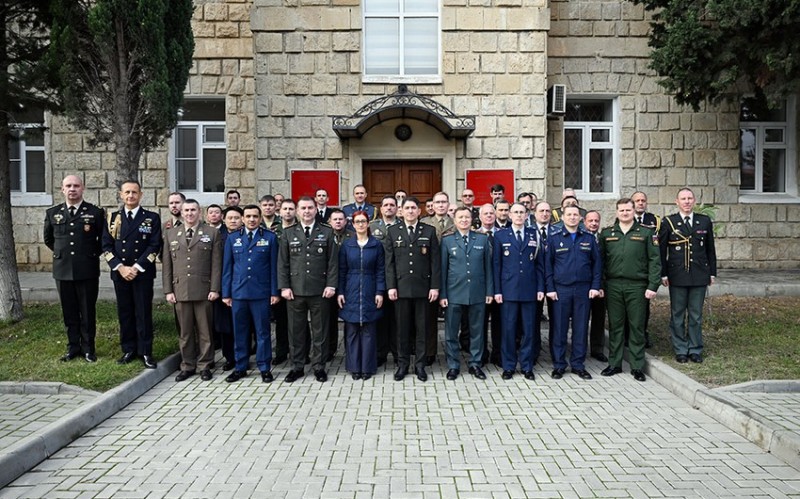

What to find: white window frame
left=362, top=0, right=442, bottom=84
left=739, top=96, right=799, bottom=203
left=562, top=97, right=620, bottom=200
left=168, top=117, right=227, bottom=207
left=10, top=121, right=52, bottom=206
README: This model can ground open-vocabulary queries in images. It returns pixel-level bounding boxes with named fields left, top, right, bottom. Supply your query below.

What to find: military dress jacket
left=440, top=231, right=493, bottom=305
left=222, top=227, right=278, bottom=301
left=544, top=227, right=602, bottom=291
left=421, top=215, right=455, bottom=241
left=598, top=222, right=661, bottom=291
left=278, top=223, right=338, bottom=296
left=659, top=213, right=716, bottom=287
left=102, top=207, right=162, bottom=281
left=162, top=222, right=223, bottom=302
left=384, top=221, right=441, bottom=299
left=44, top=201, right=105, bottom=281
left=493, top=226, right=543, bottom=302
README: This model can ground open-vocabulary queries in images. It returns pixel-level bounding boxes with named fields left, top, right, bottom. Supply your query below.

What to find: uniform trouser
left=534, top=298, right=553, bottom=362
left=212, top=299, right=235, bottom=363
left=176, top=300, right=214, bottom=371
left=624, top=299, right=651, bottom=345
left=56, top=278, right=99, bottom=356
left=287, top=295, right=329, bottom=372
left=606, top=280, right=647, bottom=370
left=445, top=303, right=485, bottom=370
left=395, top=297, right=428, bottom=370
left=272, top=300, right=291, bottom=359
left=485, top=301, right=502, bottom=363
left=668, top=285, right=707, bottom=355
left=325, top=296, right=339, bottom=360
left=113, top=278, right=154, bottom=356
left=376, top=298, right=397, bottom=361
left=345, top=321, right=377, bottom=375
left=426, top=302, right=440, bottom=358
left=551, top=284, right=591, bottom=371
left=589, top=296, right=606, bottom=356
left=500, top=300, right=536, bottom=372
left=232, top=298, right=272, bottom=373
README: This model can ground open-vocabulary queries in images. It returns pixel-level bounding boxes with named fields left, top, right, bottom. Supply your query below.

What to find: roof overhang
left=332, top=85, right=475, bottom=139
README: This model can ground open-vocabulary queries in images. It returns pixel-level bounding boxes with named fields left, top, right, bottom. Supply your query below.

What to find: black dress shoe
left=223, top=361, right=236, bottom=371
left=689, top=353, right=703, bottom=363
left=591, top=352, right=608, bottom=362
left=572, top=368, right=592, bottom=380
left=446, top=369, right=459, bottom=380
left=117, top=352, right=136, bottom=364
left=200, top=369, right=212, bottom=381
left=415, top=367, right=428, bottom=382
left=523, top=370, right=536, bottom=381
left=273, top=354, right=288, bottom=365
left=600, top=366, right=622, bottom=377
left=551, top=368, right=565, bottom=379
left=675, top=354, right=688, bottom=363
left=225, top=370, right=247, bottom=383
left=261, top=371, right=274, bottom=383
left=352, top=372, right=362, bottom=380
left=362, top=373, right=372, bottom=381
left=142, top=355, right=157, bottom=369
left=632, top=369, right=646, bottom=382
left=468, top=366, right=487, bottom=380
left=284, top=369, right=304, bottom=383
left=425, top=355, right=436, bottom=366
left=501, top=370, right=514, bottom=380
left=394, top=368, right=408, bottom=381
left=175, top=370, right=195, bottom=382
left=60, top=352, right=80, bottom=362
left=84, top=353, right=97, bottom=363
left=314, top=369, right=328, bottom=382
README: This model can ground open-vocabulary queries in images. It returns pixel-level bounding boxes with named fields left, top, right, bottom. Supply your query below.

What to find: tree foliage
left=633, top=0, right=800, bottom=110
left=47, top=0, right=194, bottom=185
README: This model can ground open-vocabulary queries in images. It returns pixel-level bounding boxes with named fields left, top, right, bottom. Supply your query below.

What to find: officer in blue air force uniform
left=493, top=202, right=544, bottom=380
left=221, top=205, right=279, bottom=383
left=545, top=205, right=602, bottom=380
left=102, top=180, right=162, bottom=369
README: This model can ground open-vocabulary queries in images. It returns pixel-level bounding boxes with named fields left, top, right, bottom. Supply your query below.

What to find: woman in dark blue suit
left=337, top=211, right=385, bottom=380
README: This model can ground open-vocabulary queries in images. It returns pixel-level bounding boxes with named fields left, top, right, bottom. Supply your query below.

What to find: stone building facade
left=10, top=0, right=800, bottom=269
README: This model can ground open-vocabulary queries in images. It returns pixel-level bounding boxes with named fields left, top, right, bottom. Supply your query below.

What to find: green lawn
left=0, top=301, right=179, bottom=392
left=646, top=295, right=800, bottom=387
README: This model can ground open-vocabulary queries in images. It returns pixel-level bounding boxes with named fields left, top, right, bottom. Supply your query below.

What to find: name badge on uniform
left=256, top=239, right=269, bottom=246
left=528, top=240, right=536, bottom=247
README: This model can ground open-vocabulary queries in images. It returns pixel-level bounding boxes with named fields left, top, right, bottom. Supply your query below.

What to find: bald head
left=61, top=175, right=85, bottom=204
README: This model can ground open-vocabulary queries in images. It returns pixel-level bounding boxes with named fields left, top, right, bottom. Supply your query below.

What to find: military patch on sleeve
left=652, top=234, right=659, bottom=246
left=104, top=252, right=114, bottom=262
left=147, top=253, right=157, bottom=263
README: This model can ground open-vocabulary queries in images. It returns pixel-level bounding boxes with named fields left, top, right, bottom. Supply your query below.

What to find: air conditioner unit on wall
left=547, top=84, right=566, bottom=116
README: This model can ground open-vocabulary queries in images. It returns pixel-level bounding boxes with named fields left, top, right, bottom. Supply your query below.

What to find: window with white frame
left=563, top=99, right=616, bottom=194
left=171, top=99, right=226, bottom=193
left=9, top=108, right=46, bottom=194
left=739, top=98, right=792, bottom=193
left=363, top=0, right=439, bottom=80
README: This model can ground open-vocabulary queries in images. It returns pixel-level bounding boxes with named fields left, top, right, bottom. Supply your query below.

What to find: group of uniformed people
left=45, top=177, right=716, bottom=385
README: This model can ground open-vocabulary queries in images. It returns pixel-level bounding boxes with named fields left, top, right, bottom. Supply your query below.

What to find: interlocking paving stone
left=0, top=392, right=97, bottom=450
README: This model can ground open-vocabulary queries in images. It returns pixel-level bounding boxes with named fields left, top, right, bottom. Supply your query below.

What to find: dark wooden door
left=362, top=160, right=442, bottom=206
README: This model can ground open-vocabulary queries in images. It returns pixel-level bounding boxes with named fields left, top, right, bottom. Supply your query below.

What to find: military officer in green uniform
left=598, top=198, right=661, bottom=382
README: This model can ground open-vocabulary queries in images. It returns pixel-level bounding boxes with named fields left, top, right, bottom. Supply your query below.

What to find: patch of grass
left=647, top=295, right=800, bottom=387
left=0, top=301, right=179, bottom=392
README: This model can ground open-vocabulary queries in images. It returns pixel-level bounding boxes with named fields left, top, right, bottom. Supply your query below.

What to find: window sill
left=738, top=193, right=800, bottom=204
left=574, top=192, right=618, bottom=202
left=362, top=76, right=442, bottom=85
left=12, top=193, right=53, bottom=207
left=181, top=192, right=226, bottom=207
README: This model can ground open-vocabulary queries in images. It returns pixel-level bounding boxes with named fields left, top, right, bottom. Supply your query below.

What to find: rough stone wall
left=251, top=0, right=551, bottom=200
left=14, top=0, right=256, bottom=271
left=547, top=0, right=800, bottom=269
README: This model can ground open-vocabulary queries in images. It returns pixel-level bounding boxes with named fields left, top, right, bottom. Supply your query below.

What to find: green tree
left=0, top=0, right=61, bottom=321
left=47, top=0, right=194, bottom=186
left=633, top=0, right=800, bottom=110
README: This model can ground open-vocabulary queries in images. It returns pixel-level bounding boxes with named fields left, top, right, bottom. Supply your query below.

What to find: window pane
left=180, top=99, right=225, bottom=121
left=739, top=129, right=756, bottom=190
left=24, top=131, right=44, bottom=147
left=764, top=128, right=784, bottom=143
left=9, top=139, right=20, bottom=160
left=404, top=18, right=438, bottom=75
left=364, top=0, right=399, bottom=14
left=176, top=127, right=197, bottom=158
left=762, top=149, right=786, bottom=193
left=404, top=0, right=436, bottom=13
left=589, top=148, right=613, bottom=192
left=10, top=159, right=21, bottom=191
left=177, top=159, right=197, bottom=191
left=365, top=19, right=400, bottom=75
left=565, top=101, right=612, bottom=122
left=25, top=151, right=46, bottom=192
left=202, top=149, right=226, bottom=192
left=591, top=128, right=610, bottom=143
left=204, top=126, right=225, bottom=143
left=563, top=128, right=583, bottom=190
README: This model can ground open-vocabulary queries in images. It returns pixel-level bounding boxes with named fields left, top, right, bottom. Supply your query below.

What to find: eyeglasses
left=353, top=219, right=369, bottom=224
left=462, top=194, right=474, bottom=198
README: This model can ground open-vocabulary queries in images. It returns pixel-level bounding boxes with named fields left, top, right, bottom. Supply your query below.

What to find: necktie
left=248, top=231, right=253, bottom=242
left=637, top=216, right=642, bottom=224
left=305, top=226, right=311, bottom=239
left=540, top=226, right=547, bottom=241
left=463, top=235, right=468, bottom=246
left=684, top=216, right=691, bottom=233
left=69, top=206, right=76, bottom=217
left=408, top=225, right=414, bottom=236
left=127, top=211, right=134, bottom=223
left=516, top=230, right=522, bottom=244
left=186, top=228, right=193, bottom=245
